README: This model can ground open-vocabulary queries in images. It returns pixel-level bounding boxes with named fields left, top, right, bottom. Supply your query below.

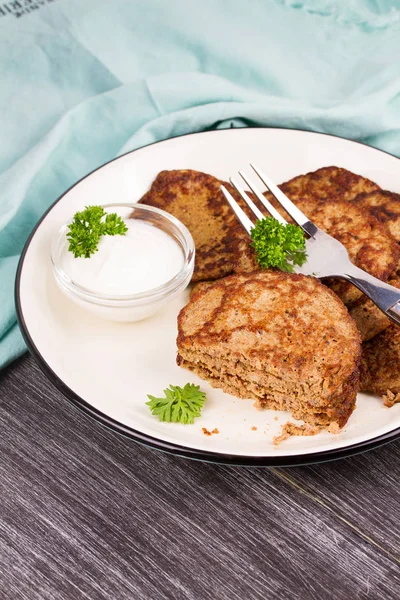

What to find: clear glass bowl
left=51, top=203, right=195, bottom=322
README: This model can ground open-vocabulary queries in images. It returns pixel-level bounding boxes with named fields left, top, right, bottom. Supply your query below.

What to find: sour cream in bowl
left=51, top=204, right=195, bottom=322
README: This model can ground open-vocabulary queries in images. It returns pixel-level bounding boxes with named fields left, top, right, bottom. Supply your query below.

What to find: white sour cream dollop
left=61, top=219, right=184, bottom=296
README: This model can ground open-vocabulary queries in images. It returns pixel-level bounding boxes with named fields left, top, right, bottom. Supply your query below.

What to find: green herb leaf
left=101, top=212, right=128, bottom=237
left=66, top=205, right=128, bottom=258
left=146, top=384, right=207, bottom=424
left=250, top=216, right=307, bottom=273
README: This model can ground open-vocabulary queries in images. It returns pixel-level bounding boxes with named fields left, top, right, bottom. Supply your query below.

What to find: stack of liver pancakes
left=140, top=166, right=400, bottom=430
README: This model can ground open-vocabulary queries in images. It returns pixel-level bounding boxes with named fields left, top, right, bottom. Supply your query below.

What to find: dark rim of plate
left=15, top=126, right=400, bottom=467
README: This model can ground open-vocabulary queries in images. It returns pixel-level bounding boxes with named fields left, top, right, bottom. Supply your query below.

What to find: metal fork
left=220, top=164, right=400, bottom=327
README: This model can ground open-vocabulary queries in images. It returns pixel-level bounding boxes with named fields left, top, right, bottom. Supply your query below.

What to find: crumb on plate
left=383, top=390, right=400, bottom=407
left=202, top=427, right=219, bottom=436
left=273, top=421, right=340, bottom=446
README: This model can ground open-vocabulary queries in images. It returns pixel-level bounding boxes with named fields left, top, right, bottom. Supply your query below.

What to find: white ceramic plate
left=16, top=128, right=400, bottom=466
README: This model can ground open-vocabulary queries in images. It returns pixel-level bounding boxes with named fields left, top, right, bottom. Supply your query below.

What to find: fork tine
left=250, top=163, right=309, bottom=227
left=229, top=177, right=264, bottom=221
left=238, top=170, right=287, bottom=225
left=220, top=185, right=254, bottom=235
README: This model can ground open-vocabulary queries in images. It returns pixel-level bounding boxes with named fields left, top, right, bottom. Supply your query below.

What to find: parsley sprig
left=67, top=205, right=128, bottom=258
left=146, top=384, right=207, bottom=424
left=250, top=216, right=307, bottom=273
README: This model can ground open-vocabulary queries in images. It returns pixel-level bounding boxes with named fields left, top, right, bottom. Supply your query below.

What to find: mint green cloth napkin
left=1, top=0, right=400, bottom=369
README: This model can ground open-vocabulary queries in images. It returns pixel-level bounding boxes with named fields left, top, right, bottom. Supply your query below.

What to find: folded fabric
left=1, top=0, right=400, bottom=369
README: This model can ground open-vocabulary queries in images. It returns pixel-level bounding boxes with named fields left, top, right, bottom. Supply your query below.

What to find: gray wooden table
left=1, top=354, right=399, bottom=600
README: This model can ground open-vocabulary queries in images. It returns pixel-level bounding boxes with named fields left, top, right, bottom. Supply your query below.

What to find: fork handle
left=343, top=265, right=400, bottom=326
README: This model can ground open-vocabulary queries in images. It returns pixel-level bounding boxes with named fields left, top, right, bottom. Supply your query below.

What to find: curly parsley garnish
left=146, top=384, right=207, bottom=424
left=67, top=205, right=128, bottom=258
left=250, top=216, right=307, bottom=273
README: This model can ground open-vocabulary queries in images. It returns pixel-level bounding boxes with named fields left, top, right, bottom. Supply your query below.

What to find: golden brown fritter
left=360, top=325, right=400, bottom=406
left=299, top=198, right=399, bottom=305
left=232, top=197, right=399, bottom=306
left=352, top=190, right=400, bottom=243
left=139, top=170, right=245, bottom=283
left=177, top=271, right=361, bottom=428
left=349, top=278, right=400, bottom=341
left=350, top=299, right=392, bottom=342
left=278, top=166, right=380, bottom=203
left=230, top=224, right=259, bottom=275
left=190, top=280, right=215, bottom=297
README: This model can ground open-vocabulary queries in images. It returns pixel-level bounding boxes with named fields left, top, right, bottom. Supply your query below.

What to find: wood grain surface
left=1, top=355, right=399, bottom=600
